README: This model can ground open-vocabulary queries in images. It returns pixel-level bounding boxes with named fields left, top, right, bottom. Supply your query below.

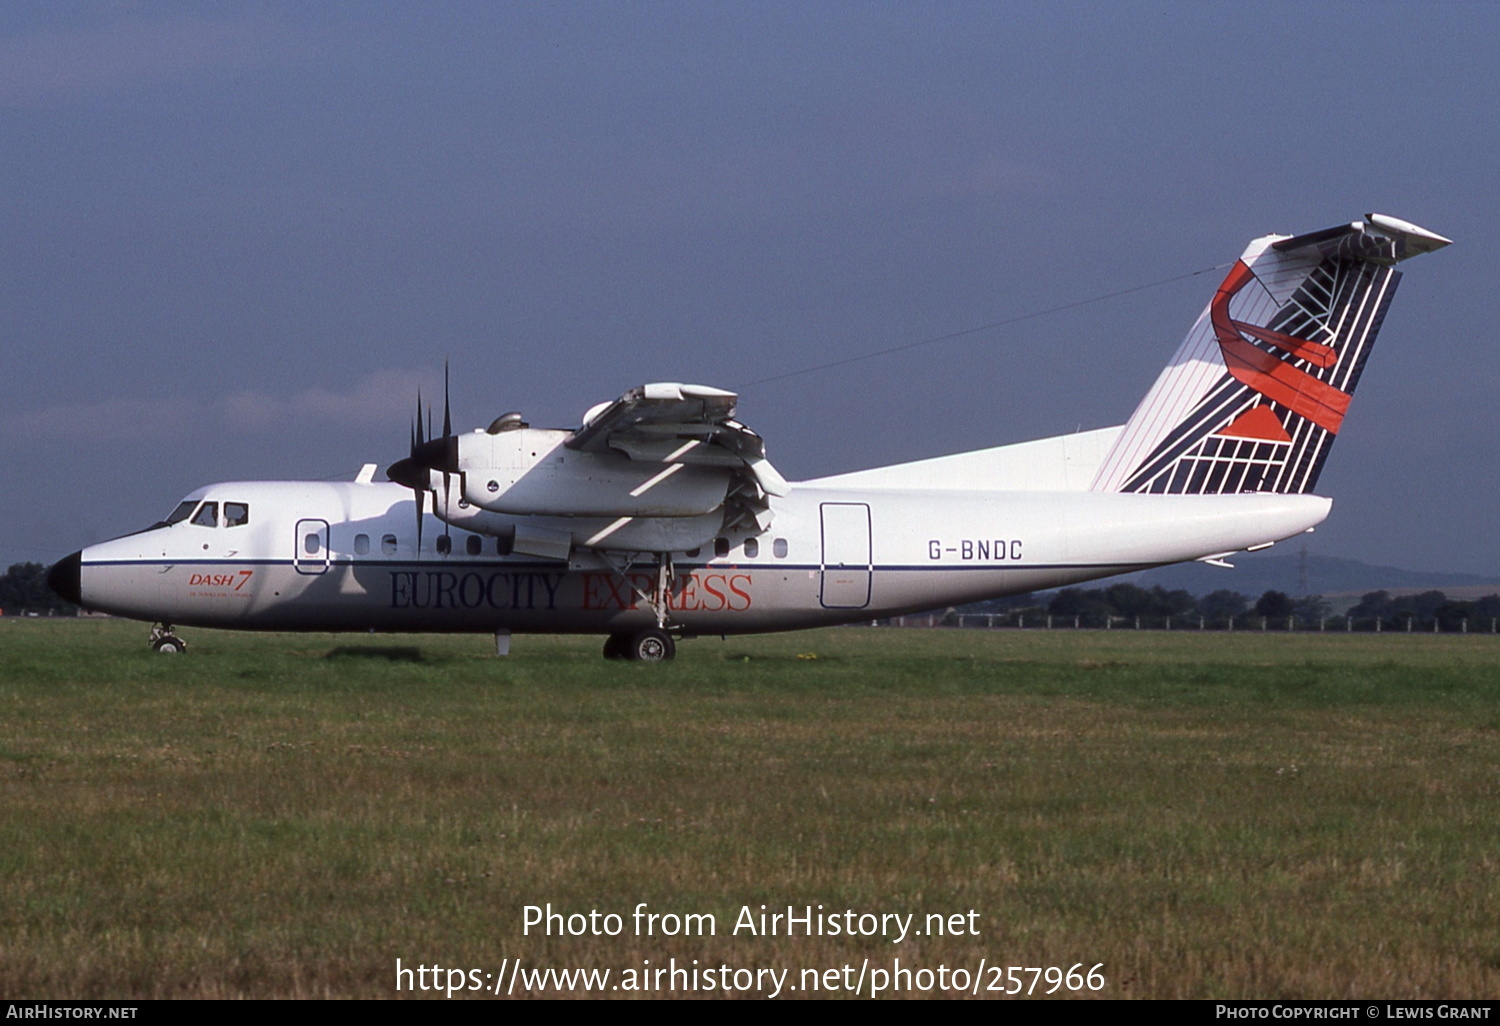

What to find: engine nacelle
left=455, top=427, right=732, bottom=517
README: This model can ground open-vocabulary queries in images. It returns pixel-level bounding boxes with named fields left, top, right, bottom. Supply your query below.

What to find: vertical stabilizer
left=1091, top=215, right=1450, bottom=495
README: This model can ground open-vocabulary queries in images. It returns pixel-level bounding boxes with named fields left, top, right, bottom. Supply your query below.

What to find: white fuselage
left=72, top=477, right=1329, bottom=635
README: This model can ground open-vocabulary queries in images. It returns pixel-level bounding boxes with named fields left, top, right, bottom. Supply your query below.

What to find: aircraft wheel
left=602, top=634, right=630, bottom=660
left=152, top=635, right=187, bottom=654
left=626, top=629, right=675, bottom=662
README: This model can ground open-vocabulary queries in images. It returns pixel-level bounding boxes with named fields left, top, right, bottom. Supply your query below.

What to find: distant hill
left=1118, top=553, right=1500, bottom=605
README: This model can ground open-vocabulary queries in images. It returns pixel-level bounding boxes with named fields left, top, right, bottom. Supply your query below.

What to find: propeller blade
left=442, top=363, right=453, bottom=533
left=442, top=465, right=453, bottom=540
left=415, top=482, right=425, bottom=555
left=443, top=360, right=452, bottom=439
left=386, top=370, right=463, bottom=557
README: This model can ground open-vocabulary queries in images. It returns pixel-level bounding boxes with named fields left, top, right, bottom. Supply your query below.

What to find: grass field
left=2, top=619, right=1498, bottom=999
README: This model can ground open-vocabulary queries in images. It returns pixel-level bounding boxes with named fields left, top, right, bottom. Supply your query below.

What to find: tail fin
left=1091, top=214, right=1450, bottom=495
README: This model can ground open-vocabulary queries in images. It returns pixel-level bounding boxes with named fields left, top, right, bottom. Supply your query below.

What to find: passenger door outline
left=294, top=518, right=331, bottom=575
left=819, top=502, right=871, bottom=609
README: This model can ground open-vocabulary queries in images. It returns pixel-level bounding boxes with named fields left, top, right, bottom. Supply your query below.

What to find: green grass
left=2, top=620, right=1498, bottom=998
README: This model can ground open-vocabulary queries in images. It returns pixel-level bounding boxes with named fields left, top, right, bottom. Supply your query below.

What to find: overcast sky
left=3, top=1, right=1496, bottom=577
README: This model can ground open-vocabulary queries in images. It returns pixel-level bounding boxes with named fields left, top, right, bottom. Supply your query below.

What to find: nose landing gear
left=150, top=623, right=187, bottom=654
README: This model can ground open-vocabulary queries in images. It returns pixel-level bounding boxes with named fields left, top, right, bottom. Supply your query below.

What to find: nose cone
left=47, top=551, right=82, bottom=605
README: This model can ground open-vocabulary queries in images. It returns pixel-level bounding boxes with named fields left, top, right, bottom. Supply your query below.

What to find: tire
left=602, top=634, right=629, bottom=660
left=627, top=628, right=675, bottom=662
left=153, top=636, right=186, bottom=654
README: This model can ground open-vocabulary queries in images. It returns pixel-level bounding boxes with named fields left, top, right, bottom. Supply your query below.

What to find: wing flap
left=566, top=383, right=789, bottom=534
left=570, top=383, right=738, bottom=452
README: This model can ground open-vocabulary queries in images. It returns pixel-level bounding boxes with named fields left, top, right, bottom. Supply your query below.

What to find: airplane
left=47, top=213, right=1450, bottom=660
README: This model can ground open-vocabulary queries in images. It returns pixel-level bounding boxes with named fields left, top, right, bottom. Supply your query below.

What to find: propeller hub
left=387, top=435, right=458, bottom=489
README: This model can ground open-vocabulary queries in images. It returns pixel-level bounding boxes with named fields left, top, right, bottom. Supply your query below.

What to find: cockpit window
left=224, top=502, right=249, bottom=527
left=165, top=500, right=198, bottom=525
left=190, top=502, right=219, bottom=528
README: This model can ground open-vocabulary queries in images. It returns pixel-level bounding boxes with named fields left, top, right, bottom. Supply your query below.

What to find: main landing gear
left=150, top=623, right=187, bottom=654
left=602, top=628, right=677, bottom=662
left=595, top=551, right=680, bottom=662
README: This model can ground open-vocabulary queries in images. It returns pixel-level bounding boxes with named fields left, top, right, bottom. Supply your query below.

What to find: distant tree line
left=957, top=582, right=1500, bottom=631
left=1344, top=590, right=1500, bottom=632
left=0, top=563, right=77, bottom=616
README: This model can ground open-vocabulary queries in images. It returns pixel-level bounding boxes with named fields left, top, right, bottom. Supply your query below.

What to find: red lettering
left=189, top=570, right=256, bottom=590
left=578, top=570, right=753, bottom=613
left=701, top=574, right=727, bottom=612
left=601, top=573, right=633, bottom=610
left=728, top=573, right=752, bottom=611
left=581, top=573, right=603, bottom=610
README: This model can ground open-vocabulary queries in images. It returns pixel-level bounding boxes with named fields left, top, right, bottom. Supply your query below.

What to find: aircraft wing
left=568, top=382, right=788, bottom=529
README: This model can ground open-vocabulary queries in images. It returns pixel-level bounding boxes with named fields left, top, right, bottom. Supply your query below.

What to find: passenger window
left=381, top=534, right=397, bottom=556
left=303, top=532, right=321, bottom=555
left=714, top=537, right=729, bottom=558
left=354, top=533, right=370, bottom=555
left=191, top=502, right=219, bottom=528
left=224, top=502, right=249, bottom=527
left=436, top=535, right=451, bottom=555
left=743, top=538, right=758, bottom=558
left=773, top=538, right=788, bottom=559
left=496, top=533, right=513, bottom=557
left=466, top=535, right=482, bottom=556
left=685, top=547, right=701, bottom=558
